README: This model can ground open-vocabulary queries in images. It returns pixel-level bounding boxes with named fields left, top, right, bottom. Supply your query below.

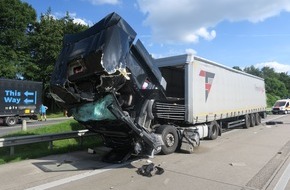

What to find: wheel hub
left=165, top=133, right=175, bottom=147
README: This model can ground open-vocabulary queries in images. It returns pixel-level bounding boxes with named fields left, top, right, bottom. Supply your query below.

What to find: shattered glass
left=71, top=94, right=116, bottom=122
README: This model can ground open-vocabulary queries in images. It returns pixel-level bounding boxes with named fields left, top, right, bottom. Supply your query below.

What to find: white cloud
left=73, top=17, right=92, bottom=26
left=255, top=61, right=290, bottom=73
left=137, top=0, right=290, bottom=44
left=69, top=13, right=93, bottom=26
left=87, top=0, right=120, bottom=5
left=185, top=48, right=197, bottom=55
left=54, top=12, right=93, bottom=26
left=196, top=28, right=216, bottom=41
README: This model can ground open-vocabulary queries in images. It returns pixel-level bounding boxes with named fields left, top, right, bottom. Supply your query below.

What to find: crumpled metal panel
left=50, top=12, right=166, bottom=108
left=50, top=12, right=167, bottom=155
left=51, top=12, right=136, bottom=85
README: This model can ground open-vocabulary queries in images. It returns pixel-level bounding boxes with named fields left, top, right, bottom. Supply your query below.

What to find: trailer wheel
left=255, top=113, right=261, bottom=125
left=243, top=114, right=250, bottom=129
left=208, top=121, right=219, bottom=140
left=155, top=125, right=179, bottom=155
left=261, top=112, right=267, bottom=119
left=249, top=113, right=255, bottom=127
left=5, top=117, right=17, bottom=126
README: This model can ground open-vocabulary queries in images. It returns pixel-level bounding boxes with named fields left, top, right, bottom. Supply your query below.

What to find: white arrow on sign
left=24, top=91, right=34, bottom=96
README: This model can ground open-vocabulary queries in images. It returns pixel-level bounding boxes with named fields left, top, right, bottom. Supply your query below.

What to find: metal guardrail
left=0, top=130, right=97, bottom=155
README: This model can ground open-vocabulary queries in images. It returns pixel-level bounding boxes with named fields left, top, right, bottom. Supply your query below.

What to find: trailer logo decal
left=199, top=70, right=215, bottom=101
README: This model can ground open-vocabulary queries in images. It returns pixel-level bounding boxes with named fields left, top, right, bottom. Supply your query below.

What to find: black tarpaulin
left=51, top=12, right=137, bottom=87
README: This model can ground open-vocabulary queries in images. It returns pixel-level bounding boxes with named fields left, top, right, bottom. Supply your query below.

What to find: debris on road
left=88, top=148, right=96, bottom=154
left=137, top=163, right=164, bottom=177
left=229, top=162, right=246, bottom=167
left=266, top=121, right=284, bottom=125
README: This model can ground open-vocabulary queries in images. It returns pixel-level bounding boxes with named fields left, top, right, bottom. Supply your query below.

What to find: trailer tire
left=261, top=112, right=267, bottom=119
left=208, top=121, right=219, bottom=140
left=155, top=125, right=179, bottom=155
left=250, top=113, right=255, bottom=127
left=5, top=117, right=17, bottom=126
left=244, top=114, right=250, bottom=129
left=255, top=113, right=261, bottom=125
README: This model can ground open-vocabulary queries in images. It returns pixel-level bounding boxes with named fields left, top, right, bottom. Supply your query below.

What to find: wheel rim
left=165, top=133, right=175, bottom=147
left=7, top=118, right=16, bottom=125
left=156, top=125, right=179, bottom=154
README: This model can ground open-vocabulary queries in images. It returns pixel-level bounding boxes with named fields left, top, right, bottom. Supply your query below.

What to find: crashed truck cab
left=50, top=13, right=201, bottom=162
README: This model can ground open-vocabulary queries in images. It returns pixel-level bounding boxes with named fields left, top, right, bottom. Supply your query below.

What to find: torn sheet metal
left=52, top=12, right=136, bottom=83
left=50, top=12, right=167, bottom=162
left=180, top=128, right=200, bottom=153
left=50, top=12, right=166, bottom=108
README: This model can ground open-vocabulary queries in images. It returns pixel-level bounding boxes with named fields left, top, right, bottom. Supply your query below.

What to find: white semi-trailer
left=50, top=12, right=267, bottom=162
left=155, top=54, right=267, bottom=140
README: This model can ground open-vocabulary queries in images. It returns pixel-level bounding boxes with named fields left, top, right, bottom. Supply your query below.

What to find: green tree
left=0, top=0, right=36, bottom=78
left=266, top=93, right=280, bottom=107
left=29, top=9, right=63, bottom=82
left=28, top=9, right=89, bottom=111
left=279, top=72, right=290, bottom=97
left=61, top=12, right=89, bottom=34
left=261, top=66, right=279, bottom=79
left=29, top=10, right=89, bottom=83
left=243, top=65, right=262, bottom=77
left=232, top=66, right=242, bottom=71
left=265, top=77, right=288, bottom=99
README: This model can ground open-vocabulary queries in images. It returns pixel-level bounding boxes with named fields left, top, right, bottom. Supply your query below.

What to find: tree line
left=1, top=0, right=289, bottom=110
left=0, top=0, right=89, bottom=111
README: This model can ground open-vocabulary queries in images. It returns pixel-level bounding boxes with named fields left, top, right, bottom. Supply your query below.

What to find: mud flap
left=180, top=128, right=200, bottom=153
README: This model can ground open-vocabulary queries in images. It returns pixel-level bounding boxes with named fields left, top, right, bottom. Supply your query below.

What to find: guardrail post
left=78, top=130, right=86, bottom=148
left=80, top=136, right=83, bottom=148
left=10, top=146, right=15, bottom=155
left=49, top=141, right=53, bottom=151
left=22, top=120, right=27, bottom=131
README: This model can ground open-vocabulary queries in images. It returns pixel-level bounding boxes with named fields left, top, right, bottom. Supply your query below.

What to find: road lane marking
left=273, top=164, right=290, bottom=190
left=25, top=162, right=129, bottom=190
left=246, top=140, right=290, bottom=189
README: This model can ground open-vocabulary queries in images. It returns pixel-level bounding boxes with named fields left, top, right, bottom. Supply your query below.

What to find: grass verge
left=0, top=120, right=102, bottom=165
left=46, top=111, right=66, bottom=118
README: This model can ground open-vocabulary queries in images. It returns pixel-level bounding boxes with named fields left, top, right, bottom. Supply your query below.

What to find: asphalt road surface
left=1, top=114, right=290, bottom=190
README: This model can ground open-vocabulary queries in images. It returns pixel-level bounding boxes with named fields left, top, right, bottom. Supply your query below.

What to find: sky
left=22, top=0, right=290, bottom=73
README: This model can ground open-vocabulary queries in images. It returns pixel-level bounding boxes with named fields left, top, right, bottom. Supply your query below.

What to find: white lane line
left=25, top=162, right=129, bottom=190
left=273, top=164, right=290, bottom=190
